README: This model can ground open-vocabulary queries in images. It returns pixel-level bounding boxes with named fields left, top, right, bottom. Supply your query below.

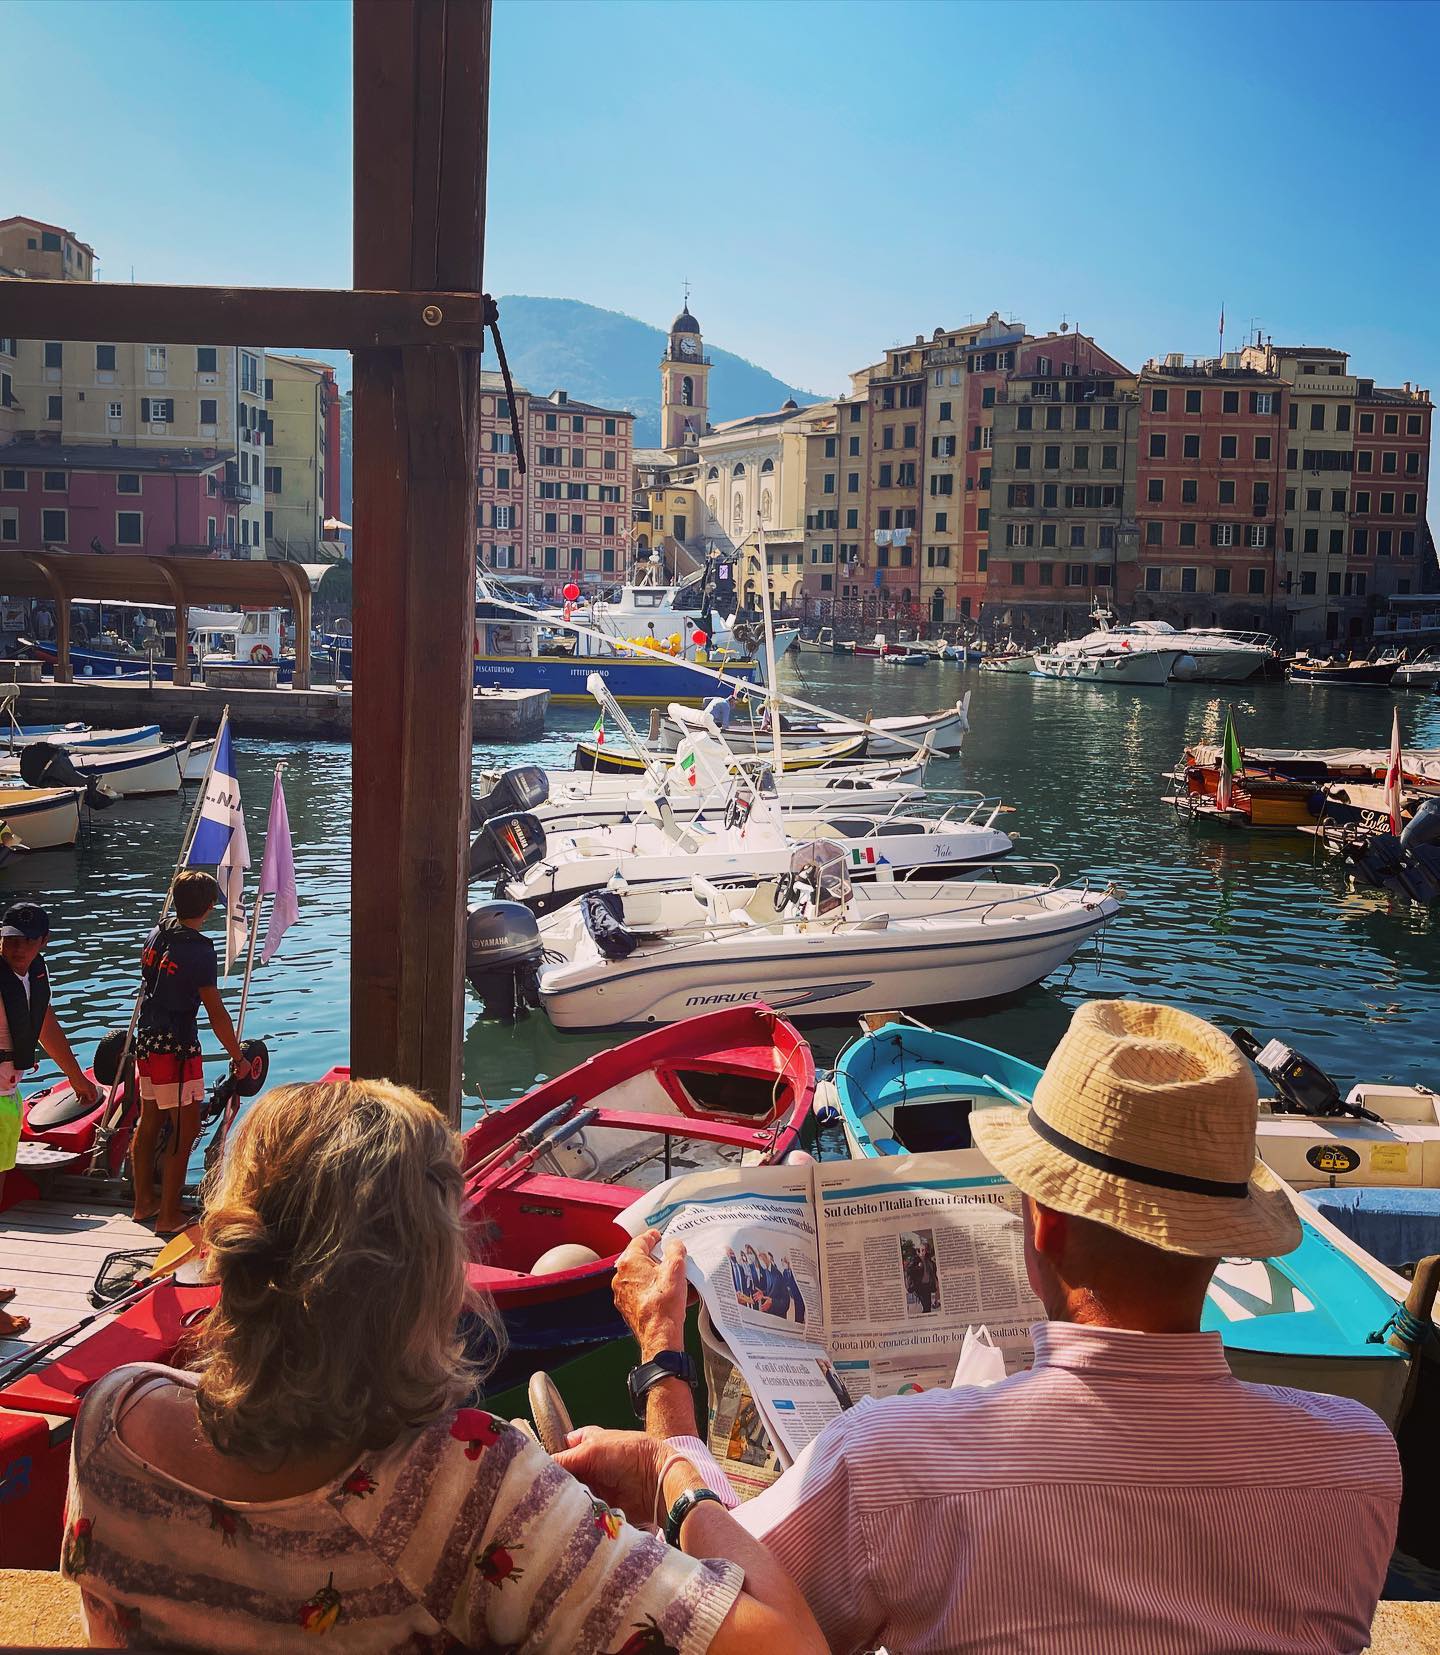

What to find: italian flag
left=593, top=712, right=604, bottom=747
left=1217, top=706, right=1242, bottom=813
left=679, top=751, right=697, bottom=787
left=1385, top=705, right=1403, bottom=836
left=850, top=845, right=877, bottom=866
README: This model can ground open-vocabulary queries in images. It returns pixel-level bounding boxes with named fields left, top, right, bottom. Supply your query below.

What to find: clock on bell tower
left=660, top=298, right=709, bottom=456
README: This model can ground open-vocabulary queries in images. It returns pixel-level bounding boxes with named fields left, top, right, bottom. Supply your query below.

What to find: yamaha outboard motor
left=1231, top=1027, right=1346, bottom=1116
left=465, top=900, right=544, bottom=1020
left=468, top=811, right=548, bottom=885
left=471, top=765, right=548, bottom=830
left=19, top=741, right=114, bottom=810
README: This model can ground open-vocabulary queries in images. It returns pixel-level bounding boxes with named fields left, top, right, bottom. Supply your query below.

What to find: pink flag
left=259, top=767, right=299, bottom=964
left=1385, top=705, right=1403, bottom=837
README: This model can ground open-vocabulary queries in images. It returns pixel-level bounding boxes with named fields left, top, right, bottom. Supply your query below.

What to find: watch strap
left=663, top=1485, right=725, bottom=1547
left=628, top=1350, right=695, bottom=1419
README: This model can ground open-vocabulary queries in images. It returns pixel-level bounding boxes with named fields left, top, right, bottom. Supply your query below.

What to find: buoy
left=531, top=1243, right=601, bottom=1276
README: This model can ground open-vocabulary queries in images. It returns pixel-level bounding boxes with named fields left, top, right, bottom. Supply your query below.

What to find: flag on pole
left=679, top=749, right=698, bottom=787
left=1217, top=707, right=1242, bottom=813
left=1218, top=303, right=1225, bottom=341
left=593, top=712, right=605, bottom=747
left=259, top=766, right=299, bottom=964
left=187, top=719, right=249, bottom=973
left=1385, top=705, right=1403, bottom=837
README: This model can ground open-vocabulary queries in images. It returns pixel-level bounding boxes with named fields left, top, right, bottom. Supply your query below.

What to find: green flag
left=1218, top=707, right=1241, bottom=811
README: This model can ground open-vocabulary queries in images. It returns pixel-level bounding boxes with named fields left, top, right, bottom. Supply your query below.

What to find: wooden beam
left=0, top=282, right=489, bottom=350
left=349, top=0, right=488, bottom=1120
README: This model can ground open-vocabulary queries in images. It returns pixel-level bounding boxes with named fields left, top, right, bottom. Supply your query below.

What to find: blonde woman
left=61, top=1080, right=824, bottom=1654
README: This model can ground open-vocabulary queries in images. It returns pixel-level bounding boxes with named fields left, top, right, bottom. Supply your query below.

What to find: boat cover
left=1188, top=744, right=1440, bottom=783
left=1302, top=1186, right=1440, bottom=1270
left=581, top=889, right=638, bottom=960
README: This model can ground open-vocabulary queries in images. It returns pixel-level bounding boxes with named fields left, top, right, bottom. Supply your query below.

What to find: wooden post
left=349, top=0, right=488, bottom=1118
left=55, top=594, right=72, bottom=684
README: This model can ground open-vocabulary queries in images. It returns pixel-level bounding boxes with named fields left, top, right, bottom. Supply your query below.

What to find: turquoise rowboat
left=826, top=1020, right=1412, bottom=1424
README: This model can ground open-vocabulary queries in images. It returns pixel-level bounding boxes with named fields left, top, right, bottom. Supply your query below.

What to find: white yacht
left=1047, top=609, right=1273, bottom=683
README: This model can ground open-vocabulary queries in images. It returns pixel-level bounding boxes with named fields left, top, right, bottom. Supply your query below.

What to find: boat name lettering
left=1304, top=1143, right=1361, bottom=1175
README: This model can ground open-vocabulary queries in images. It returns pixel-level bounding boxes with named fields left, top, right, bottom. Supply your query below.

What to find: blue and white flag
left=187, top=718, right=249, bottom=974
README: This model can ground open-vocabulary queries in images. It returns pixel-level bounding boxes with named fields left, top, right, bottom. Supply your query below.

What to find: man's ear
left=1029, top=1199, right=1068, bottom=1262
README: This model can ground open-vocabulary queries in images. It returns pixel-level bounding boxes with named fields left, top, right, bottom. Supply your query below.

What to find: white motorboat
left=0, top=786, right=85, bottom=850
left=515, top=843, right=1118, bottom=1030
left=981, top=652, right=1036, bottom=675
left=1395, top=651, right=1440, bottom=690
left=1044, top=608, right=1269, bottom=683
left=491, top=778, right=1014, bottom=915
left=1032, top=647, right=1185, bottom=686
left=658, top=695, right=970, bottom=759
left=2, top=723, right=162, bottom=752
left=0, top=738, right=186, bottom=798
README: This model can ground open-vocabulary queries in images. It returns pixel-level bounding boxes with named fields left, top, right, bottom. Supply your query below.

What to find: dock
left=7, top=678, right=550, bottom=743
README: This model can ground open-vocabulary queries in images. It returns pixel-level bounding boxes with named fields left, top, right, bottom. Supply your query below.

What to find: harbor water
left=4, top=658, right=1439, bottom=1130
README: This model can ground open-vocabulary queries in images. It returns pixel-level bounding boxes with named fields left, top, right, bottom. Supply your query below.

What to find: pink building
left=0, top=443, right=235, bottom=556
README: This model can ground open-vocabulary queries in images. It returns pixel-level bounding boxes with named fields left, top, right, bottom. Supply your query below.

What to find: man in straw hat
left=560, top=1000, right=1400, bottom=1653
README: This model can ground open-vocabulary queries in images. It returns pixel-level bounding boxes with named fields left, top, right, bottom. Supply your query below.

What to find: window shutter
left=1209, top=524, right=1219, bottom=548
left=140, top=397, right=150, bottom=421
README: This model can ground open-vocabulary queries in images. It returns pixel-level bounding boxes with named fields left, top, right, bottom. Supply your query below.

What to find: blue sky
left=5, top=0, right=1439, bottom=408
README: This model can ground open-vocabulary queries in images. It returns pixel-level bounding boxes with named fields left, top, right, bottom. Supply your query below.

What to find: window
left=1336, top=407, right=1350, bottom=432
left=493, top=432, right=515, bottom=455
left=877, top=464, right=892, bottom=489
left=43, top=470, right=67, bottom=492
left=41, top=508, right=67, bottom=542
left=1401, top=531, right=1416, bottom=556
left=1212, top=567, right=1230, bottom=595
left=1309, top=404, right=1325, bottom=431
left=1147, top=478, right=1164, bottom=503
left=0, top=511, right=14, bottom=543
left=1149, top=434, right=1166, bottom=458
left=934, top=510, right=948, bottom=531
left=1042, top=484, right=1058, bottom=508
left=1300, top=571, right=1316, bottom=596
left=845, top=508, right=859, bottom=529
left=1179, top=521, right=1196, bottom=547
left=1252, top=481, right=1269, bottom=509
left=116, top=511, right=143, bottom=546
left=978, top=509, right=990, bottom=530
left=1176, top=566, right=1196, bottom=593
left=1248, top=525, right=1268, bottom=548
left=605, top=418, right=617, bottom=436
left=1181, top=478, right=1197, bottom=504
left=1185, top=390, right=1201, bottom=414
left=116, top=472, right=141, bottom=495
left=1248, top=568, right=1265, bottom=595
left=1218, top=480, right=1235, bottom=504
left=1151, top=389, right=1168, bottom=413
left=192, top=346, right=218, bottom=374
left=145, top=344, right=167, bottom=374
left=1222, top=390, right=1239, bottom=414
left=1216, top=435, right=1236, bottom=460
left=1358, top=412, right=1374, bottom=435
left=978, top=549, right=988, bottom=572
left=823, top=437, right=836, bottom=460
left=849, top=403, right=861, bottom=423
left=848, top=436, right=860, bottom=457
left=1100, top=445, right=1117, bottom=471
left=200, top=398, right=217, bottom=426
left=1069, top=525, right=1086, bottom=548
left=1, top=469, right=23, bottom=491
left=264, top=465, right=282, bottom=493
left=1377, top=530, right=1393, bottom=557
left=1009, top=560, right=1026, bottom=585
left=1038, top=523, right=1054, bottom=547
left=1014, top=445, right=1031, bottom=470
left=1146, top=520, right=1163, bottom=545
left=1404, top=493, right=1418, bottom=515
left=1144, top=566, right=1161, bottom=592
left=939, top=401, right=951, bottom=421
left=1017, top=406, right=1032, bottom=431
left=1408, top=414, right=1422, bottom=435
left=1250, top=392, right=1274, bottom=415
left=569, top=513, right=583, bottom=534
left=495, top=467, right=510, bottom=489
left=1073, top=445, right=1090, bottom=468
left=1328, top=572, right=1342, bottom=596
left=1043, top=445, right=1060, bottom=470
left=571, top=448, right=584, bottom=467
left=903, top=424, right=917, bottom=449
left=140, top=397, right=175, bottom=423
left=46, top=394, right=63, bottom=420
left=42, top=341, right=64, bottom=370
left=1215, top=523, right=1234, bottom=547
left=1182, top=433, right=1200, bottom=459
left=1103, top=405, right=1119, bottom=430
left=1405, top=452, right=1420, bottom=475
left=1382, top=413, right=1399, bottom=435
left=1331, top=489, right=1347, bottom=512
left=981, top=386, right=995, bottom=409
left=1253, top=436, right=1271, bottom=461
left=1066, top=563, right=1089, bottom=586
left=882, top=426, right=894, bottom=451
left=1304, top=528, right=1319, bottom=553
left=1046, top=406, right=1062, bottom=431
left=930, top=474, right=953, bottom=496
left=1381, top=451, right=1398, bottom=474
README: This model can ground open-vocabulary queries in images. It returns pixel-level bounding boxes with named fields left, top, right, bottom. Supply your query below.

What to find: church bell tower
left=660, top=298, right=709, bottom=457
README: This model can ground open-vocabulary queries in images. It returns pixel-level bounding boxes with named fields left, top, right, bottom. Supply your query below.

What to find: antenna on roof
left=683, top=276, right=691, bottom=307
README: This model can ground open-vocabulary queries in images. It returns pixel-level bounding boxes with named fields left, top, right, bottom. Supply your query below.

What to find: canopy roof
left=0, top=549, right=309, bottom=611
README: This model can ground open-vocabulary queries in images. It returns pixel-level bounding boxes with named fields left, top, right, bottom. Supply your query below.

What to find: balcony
left=220, top=480, right=254, bottom=503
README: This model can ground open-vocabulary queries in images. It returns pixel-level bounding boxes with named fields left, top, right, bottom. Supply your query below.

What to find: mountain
left=333, top=296, right=825, bottom=520
left=489, top=296, right=823, bottom=446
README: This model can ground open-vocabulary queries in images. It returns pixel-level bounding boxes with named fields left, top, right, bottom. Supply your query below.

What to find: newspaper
left=618, top=1150, right=1043, bottom=1466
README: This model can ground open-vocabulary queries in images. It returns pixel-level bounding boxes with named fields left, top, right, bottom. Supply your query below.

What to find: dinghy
left=0, top=786, right=86, bottom=851
left=3, top=723, right=162, bottom=752
left=456, top=1005, right=814, bottom=1373
left=655, top=696, right=970, bottom=758
left=0, top=736, right=187, bottom=798
left=476, top=843, right=1117, bottom=1031
left=575, top=729, right=870, bottom=774
left=825, top=1019, right=1413, bottom=1422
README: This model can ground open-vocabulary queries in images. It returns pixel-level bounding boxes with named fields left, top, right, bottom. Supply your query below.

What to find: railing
left=220, top=480, right=253, bottom=502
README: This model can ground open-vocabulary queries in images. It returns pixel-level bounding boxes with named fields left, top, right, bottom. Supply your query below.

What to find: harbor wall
left=8, top=680, right=549, bottom=742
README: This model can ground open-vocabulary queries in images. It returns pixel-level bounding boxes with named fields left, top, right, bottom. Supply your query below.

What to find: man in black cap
left=0, top=904, right=97, bottom=1338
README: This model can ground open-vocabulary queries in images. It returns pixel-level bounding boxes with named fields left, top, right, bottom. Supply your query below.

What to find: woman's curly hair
left=192, top=1079, right=502, bottom=1465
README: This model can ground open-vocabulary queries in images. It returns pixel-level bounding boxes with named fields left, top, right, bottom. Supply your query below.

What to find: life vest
left=139, top=920, right=213, bottom=1034
left=0, top=954, right=52, bottom=1069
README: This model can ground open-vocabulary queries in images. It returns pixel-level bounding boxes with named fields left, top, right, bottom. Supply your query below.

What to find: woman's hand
left=614, top=1228, right=688, bottom=1358
left=553, top=1425, right=663, bottom=1526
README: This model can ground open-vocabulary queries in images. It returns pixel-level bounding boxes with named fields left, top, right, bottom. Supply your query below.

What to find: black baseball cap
left=1, top=904, right=51, bottom=941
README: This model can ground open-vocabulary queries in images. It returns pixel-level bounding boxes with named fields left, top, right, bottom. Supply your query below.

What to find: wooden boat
left=658, top=696, right=970, bottom=758
left=456, top=1005, right=814, bottom=1377
left=1288, top=658, right=1400, bottom=688
left=0, top=737, right=187, bottom=798
left=1166, top=742, right=1431, bottom=833
left=574, top=730, right=869, bottom=774
left=3, top=723, right=162, bottom=751
left=824, top=1019, right=1413, bottom=1423
left=0, top=786, right=85, bottom=850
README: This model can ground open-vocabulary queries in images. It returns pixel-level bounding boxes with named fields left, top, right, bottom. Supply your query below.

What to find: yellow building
left=263, top=354, right=341, bottom=562
left=0, top=215, right=94, bottom=281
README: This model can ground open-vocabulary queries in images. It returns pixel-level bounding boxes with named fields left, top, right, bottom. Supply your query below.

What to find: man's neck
left=1051, top=1286, right=1207, bottom=1335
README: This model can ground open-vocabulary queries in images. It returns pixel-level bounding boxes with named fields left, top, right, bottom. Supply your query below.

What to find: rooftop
left=480, top=369, right=529, bottom=396
left=534, top=391, right=634, bottom=419
left=706, top=401, right=818, bottom=436
left=1269, top=345, right=1347, bottom=359
left=0, top=442, right=231, bottom=473
left=0, top=214, right=96, bottom=256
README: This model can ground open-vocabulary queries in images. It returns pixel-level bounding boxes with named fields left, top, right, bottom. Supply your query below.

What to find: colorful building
left=984, top=332, right=1139, bottom=635
left=0, top=443, right=231, bottom=557
left=476, top=372, right=634, bottom=586
left=1134, top=355, right=1288, bottom=630
left=263, top=355, right=343, bottom=562
left=1349, top=378, right=1433, bottom=618
left=659, top=304, right=710, bottom=460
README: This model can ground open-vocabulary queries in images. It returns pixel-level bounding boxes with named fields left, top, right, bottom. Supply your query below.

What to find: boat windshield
left=791, top=839, right=850, bottom=914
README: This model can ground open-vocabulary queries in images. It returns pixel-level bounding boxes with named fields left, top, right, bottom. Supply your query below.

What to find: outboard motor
left=468, top=810, right=548, bottom=885
left=19, top=741, right=114, bottom=810
left=1231, top=1027, right=1346, bottom=1116
left=471, top=765, right=548, bottom=830
left=465, top=900, right=544, bottom=1020
left=1341, top=798, right=1440, bottom=906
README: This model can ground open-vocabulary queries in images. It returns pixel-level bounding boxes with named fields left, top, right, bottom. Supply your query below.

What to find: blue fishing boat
left=826, top=1019, right=1411, bottom=1422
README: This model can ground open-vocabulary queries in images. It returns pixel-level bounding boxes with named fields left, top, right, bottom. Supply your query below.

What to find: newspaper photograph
left=618, top=1149, right=1045, bottom=1465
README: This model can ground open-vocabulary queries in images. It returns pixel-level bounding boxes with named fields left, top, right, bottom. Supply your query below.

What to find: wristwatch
left=627, top=1349, right=696, bottom=1419
left=664, top=1485, right=725, bottom=1546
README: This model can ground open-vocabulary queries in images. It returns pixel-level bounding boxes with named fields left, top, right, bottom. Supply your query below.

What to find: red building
left=0, top=443, right=234, bottom=556
left=1349, top=380, right=1433, bottom=605
left=1134, top=357, right=1288, bottom=628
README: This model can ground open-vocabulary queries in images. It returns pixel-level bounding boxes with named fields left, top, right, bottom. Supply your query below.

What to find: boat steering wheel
left=773, top=871, right=798, bottom=910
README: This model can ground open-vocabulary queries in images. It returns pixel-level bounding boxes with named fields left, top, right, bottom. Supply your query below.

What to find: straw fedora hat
left=970, top=1000, right=1301, bottom=1258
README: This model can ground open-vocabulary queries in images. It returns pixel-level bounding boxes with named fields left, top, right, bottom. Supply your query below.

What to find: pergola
left=1, top=0, right=491, bottom=1119
left=0, top=550, right=313, bottom=689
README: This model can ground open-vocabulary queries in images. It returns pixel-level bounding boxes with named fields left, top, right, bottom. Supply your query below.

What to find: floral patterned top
left=63, top=1364, right=743, bottom=1653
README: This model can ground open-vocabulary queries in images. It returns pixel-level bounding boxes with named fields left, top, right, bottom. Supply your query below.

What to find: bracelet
left=652, top=1452, right=694, bottom=1530
left=663, top=1486, right=725, bottom=1548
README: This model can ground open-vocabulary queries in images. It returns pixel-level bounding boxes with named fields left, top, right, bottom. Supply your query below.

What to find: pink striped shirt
left=675, top=1323, right=1399, bottom=1654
